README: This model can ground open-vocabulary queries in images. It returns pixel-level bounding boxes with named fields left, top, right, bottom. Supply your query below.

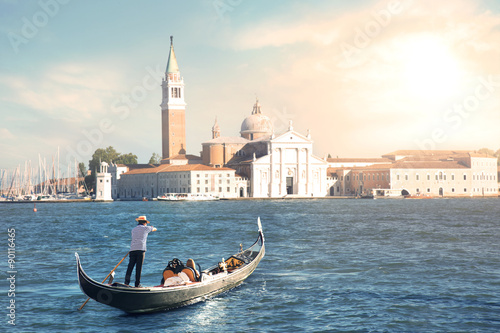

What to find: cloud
left=0, top=128, right=14, bottom=139
left=0, top=61, right=126, bottom=121
left=225, top=0, right=500, bottom=156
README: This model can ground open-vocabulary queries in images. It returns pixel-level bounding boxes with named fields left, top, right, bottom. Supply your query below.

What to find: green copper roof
left=166, top=36, right=180, bottom=74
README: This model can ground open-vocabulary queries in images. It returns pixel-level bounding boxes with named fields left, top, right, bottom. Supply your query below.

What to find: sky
left=1, top=0, right=500, bottom=172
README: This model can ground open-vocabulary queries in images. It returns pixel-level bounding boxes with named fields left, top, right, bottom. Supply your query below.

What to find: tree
left=89, top=146, right=121, bottom=173
left=88, top=146, right=138, bottom=172
left=87, top=146, right=138, bottom=190
left=78, top=162, right=87, bottom=177
left=478, top=148, right=495, bottom=156
left=148, top=153, right=162, bottom=164
left=478, top=148, right=500, bottom=166
left=116, top=153, right=138, bottom=164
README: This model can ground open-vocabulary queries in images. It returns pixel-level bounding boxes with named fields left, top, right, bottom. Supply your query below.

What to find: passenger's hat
left=135, top=215, right=150, bottom=223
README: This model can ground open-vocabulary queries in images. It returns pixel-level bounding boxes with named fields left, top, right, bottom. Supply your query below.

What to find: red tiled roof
left=383, top=150, right=472, bottom=156
left=327, top=157, right=392, bottom=163
left=123, top=164, right=234, bottom=175
left=390, top=160, right=468, bottom=169
left=328, top=159, right=468, bottom=172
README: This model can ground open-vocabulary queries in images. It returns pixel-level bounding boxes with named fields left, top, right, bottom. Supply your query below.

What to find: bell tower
left=161, top=36, right=186, bottom=159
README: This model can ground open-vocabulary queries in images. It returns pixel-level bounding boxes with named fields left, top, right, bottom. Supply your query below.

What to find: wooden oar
left=78, top=252, right=129, bottom=310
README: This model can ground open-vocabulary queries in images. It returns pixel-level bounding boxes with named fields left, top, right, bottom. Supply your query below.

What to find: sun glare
left=399, top=35, right=461, bottom=101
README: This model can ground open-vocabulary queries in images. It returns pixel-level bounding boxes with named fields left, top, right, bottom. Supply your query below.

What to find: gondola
left=75, top=218, right=265, bottom=314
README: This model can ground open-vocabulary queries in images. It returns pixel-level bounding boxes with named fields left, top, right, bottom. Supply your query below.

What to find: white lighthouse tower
left=95, top=161, right=113, bottom=202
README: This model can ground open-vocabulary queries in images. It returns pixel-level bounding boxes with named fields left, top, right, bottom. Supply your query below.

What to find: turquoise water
left=1, top=198, right=500, bottom=332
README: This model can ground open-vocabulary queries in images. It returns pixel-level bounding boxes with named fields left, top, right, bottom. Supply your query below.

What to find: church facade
left=201, top=100, right=328, bottom=198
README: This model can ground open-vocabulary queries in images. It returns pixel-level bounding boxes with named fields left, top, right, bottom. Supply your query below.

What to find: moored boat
left=156, top=193, right=219, bottom=201
left=76, top=218, right=265, bottom=313
left=404, top=193, right=433, bottom=199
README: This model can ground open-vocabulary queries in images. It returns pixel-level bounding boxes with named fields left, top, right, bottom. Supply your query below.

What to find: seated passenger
left=186, top=258, right=200, bottom=281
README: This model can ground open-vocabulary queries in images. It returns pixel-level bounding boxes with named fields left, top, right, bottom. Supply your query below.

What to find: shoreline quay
left=0, top=195, right=498, bottom=203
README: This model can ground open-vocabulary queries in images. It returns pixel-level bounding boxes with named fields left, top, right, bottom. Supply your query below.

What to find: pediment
left=271, top=130, right=312, bottom=144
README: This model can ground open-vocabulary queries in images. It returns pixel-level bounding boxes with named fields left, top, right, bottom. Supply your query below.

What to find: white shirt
left=130, top=224, right=154, bottom=251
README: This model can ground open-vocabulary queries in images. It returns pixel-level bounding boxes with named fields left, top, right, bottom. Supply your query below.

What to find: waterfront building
left=108, top=163, right=156, bottom=200
left=330, top=150, right=498, bottom=197
left=117, top=164, right=236, bottom=199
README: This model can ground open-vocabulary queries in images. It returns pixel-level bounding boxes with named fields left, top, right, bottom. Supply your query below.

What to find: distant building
left=329, top=150, right=498, bottom=197
left=109, top=163, right=156, bottom=199
left=118, top=164, right=236, bottom=199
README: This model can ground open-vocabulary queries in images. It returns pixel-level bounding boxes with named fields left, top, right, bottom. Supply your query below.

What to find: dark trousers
left=124, top=250, right=145, bottom=287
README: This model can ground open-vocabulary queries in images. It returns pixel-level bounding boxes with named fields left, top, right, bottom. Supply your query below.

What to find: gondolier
left=124, top=215, right=157, bottom=287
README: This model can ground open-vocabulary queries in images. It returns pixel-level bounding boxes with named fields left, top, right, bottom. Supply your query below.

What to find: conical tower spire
left=166, top=36, right=180, bottom=75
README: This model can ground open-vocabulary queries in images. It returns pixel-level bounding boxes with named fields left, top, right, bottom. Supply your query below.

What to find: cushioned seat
left=181, top=267, right=197, bottom=282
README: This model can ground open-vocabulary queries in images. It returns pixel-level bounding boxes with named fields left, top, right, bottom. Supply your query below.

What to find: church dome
left=240, top=100, right=273, bottom=140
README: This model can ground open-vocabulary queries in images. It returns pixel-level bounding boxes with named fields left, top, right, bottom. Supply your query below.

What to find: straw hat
left=135, top=215, right=150, bottom=223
